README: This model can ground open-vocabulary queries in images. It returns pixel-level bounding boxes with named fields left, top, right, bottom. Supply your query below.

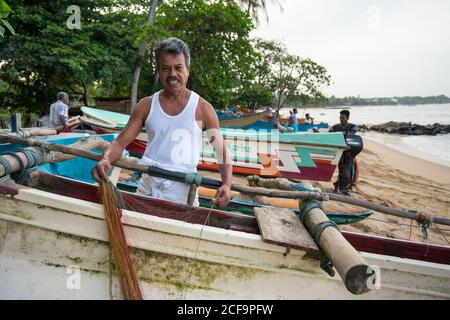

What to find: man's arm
left=59, top=114, right=68, bottom=130
left=201, top=101, right=232, bottom=208
left=92, top=97, right=151, bottom=181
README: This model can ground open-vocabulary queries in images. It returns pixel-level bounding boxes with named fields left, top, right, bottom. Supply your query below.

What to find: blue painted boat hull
left=241, top=120, right=328, bottom=132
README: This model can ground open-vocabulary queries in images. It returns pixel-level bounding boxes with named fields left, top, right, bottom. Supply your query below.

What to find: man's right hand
left=92, top=158, right=112, bottom=182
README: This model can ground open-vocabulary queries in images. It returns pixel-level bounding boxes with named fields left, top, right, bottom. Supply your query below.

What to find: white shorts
left=136, top=173, right=199, bottom=206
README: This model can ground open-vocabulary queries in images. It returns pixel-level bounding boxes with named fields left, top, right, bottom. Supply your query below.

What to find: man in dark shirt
left=329, top=110, right=358, bottom=195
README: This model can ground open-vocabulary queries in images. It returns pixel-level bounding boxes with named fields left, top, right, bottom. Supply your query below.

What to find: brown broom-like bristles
left=99, top=179, right=143, bottom=300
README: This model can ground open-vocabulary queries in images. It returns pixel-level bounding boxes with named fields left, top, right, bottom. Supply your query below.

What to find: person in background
left=50, top=92, right=71, bottom=133
left=290, top=108, right=299, bottom=132
left=304, top=113, right=314, bottom=124
left=329, top=109, right=357, bottom=195
left=266, top=106, right=275, bottom=119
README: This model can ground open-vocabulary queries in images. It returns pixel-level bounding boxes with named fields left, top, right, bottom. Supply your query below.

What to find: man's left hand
left=212, top=184, right=231, bottom=208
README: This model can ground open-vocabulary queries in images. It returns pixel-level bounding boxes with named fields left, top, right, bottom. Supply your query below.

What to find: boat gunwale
left=80, top=116, right=349, bottom=150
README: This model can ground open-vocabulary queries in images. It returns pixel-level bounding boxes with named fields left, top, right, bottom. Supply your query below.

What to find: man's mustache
left=167, top=76, right=179, bottom=82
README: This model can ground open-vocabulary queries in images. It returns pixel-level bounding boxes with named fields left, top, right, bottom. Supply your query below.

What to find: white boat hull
left=1, top=187, right=449, bottom=299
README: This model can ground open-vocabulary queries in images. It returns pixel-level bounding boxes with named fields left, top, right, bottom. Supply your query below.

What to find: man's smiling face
left=158, top=52, right=190, bottom=94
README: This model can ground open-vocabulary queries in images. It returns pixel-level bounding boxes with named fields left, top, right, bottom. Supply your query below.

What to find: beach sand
left=200, top=135, right=450, bottom=246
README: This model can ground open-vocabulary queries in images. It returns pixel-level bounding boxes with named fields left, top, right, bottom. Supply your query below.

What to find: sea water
left=278, top=104, right=450, bottom=167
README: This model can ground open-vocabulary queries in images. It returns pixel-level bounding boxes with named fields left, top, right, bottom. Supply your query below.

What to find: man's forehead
left=159, top=52, right=185, bottom=63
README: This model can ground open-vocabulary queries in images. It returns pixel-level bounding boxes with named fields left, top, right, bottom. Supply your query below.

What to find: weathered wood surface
left=248, top=176, right=450, bottom=227
left=301, top=204, right=372, bottom=295
left=255, top=207, right=318, bottom=253
left=0, top=135, right=329, bottom=202
left=0, top=136, right=137, bottom=177
left=0, top=127, right=57, bottom=137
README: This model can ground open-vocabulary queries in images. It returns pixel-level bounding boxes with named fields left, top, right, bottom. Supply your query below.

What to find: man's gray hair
left=57, top=92, right=69, bottom=101
left=154, top=37, right=190, bottom=70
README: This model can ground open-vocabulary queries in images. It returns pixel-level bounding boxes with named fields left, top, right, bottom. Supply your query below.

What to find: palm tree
left=237, top=0, right=283, bottom=24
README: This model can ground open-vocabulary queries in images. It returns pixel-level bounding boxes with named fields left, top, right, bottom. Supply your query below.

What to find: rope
left=408, top=219, right=413, bottom=241
left=99, top=179, right=142, bottom=300
left=184, top=172, right=202, bottom=186
left=0, top=155, right=13, bottom=176
left=108, top=180, right=126, bottom=210
left=299, top=200, right=338, bottom=277
left=298, top=200, right=324, bottom=224
left=1, top=151, right=25, bottom=171
left=183, top=204, right=215, bottom=300
left=434, top=224, right=450, bottom=245
left=417, top=211, right=433, bottom=240
left=1, top=148, right=42, bottom=184
left=17, top=148, right=40, bottom=168
left=311, top=220, right=341, bottom=245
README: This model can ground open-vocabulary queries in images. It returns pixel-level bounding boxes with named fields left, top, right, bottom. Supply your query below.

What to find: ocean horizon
left=278, top=104, right=450, bottom=167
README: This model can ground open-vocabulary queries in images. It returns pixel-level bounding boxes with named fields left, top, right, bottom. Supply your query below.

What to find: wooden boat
left=216, top=110, right=266, bottom=128
left=81, top=108, right=348, bottom=182
left=117, top=173, right=372, bottom=225
left=82, top=106, right=265, bottom=129
left=9, top=133, right=366, bottom=225
left=1, top=171, right=449, bottom=299
left=243, top=120, right=328, bottom=132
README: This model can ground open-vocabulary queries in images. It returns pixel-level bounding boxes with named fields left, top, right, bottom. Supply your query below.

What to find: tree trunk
left=81, top=81, right=88, bottom=106
left=130, top=0, right=159, bottom=112
left=150, top=71, right=159, bottom=94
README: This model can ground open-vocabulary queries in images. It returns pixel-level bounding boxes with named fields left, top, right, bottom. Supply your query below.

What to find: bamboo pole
left=246, top=176, right=450, bottom=227
left=0, top=134, right=327, bottom=202
left=0, top=128, right=57, bottom=137
left=300, top=202, right=373, bottom=294
left=2, top=134, right=449, bottom=227
left=300, top=180, right=372, bottom=295
left=0, top=135, right=137, bottom=177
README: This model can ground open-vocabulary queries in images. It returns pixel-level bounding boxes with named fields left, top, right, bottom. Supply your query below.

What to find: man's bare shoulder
left=136, top=96, right=153, bottom=110
left=196, top=96, right=219, bottom=130
left=197, top=96, right=215, bottom=115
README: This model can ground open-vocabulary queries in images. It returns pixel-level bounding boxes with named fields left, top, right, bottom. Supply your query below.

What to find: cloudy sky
left=251, top=0, right=450, bottom=98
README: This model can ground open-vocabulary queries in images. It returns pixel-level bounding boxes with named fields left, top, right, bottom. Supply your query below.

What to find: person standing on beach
left=266, top=106, right=275, bottom=119
left=49, top=92, right=71, bottom=133
left=92, top=37, right=232, bottom=208
left=329, top=109, right=358, bottom=195
left=290, top=108, right=299, bottom=132
left=304, top=113, right=314, bottom=124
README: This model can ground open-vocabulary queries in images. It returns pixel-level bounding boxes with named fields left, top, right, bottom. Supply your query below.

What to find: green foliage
left=0, top=0, right=16, bottom=37
left=151, top=0, right=257, bottom=109
left=0, top=0, right=331, bottom=115
left=0, top=0, right=149, bottom=114
left=253, top=39, right=331, bottom=111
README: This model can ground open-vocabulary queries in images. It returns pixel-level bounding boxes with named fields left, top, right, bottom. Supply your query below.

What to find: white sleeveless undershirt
left=137, top=90, right=202, bottom=205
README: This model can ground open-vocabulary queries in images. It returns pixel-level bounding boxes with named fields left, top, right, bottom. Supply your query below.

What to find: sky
left=251, top=0, right=450, bottom=98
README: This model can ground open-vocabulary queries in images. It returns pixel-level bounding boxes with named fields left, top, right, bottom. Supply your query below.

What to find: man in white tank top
left=92, top=38, right=232, bottom=207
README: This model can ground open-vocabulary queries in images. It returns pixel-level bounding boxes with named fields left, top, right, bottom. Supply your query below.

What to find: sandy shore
left=200, top=135, right=450, bottom=246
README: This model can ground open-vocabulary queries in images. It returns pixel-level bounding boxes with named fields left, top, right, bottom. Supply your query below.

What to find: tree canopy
left=0, top=0, right=331, bottom=115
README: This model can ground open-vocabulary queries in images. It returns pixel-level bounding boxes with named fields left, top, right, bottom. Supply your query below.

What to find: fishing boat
left=1, top=134, right=449, bottom=299
left=241, top=120, right=328, bottom=132
left=117, top=172, right=371, bottom=225
left=29, top=135, right=369, bottom=225
left=82, top=106, right=265, bottom=129
left=216, top=110, right=267, bottom=128
left=81, top=107, right=349, bottom=181
left=1, top=170, right=449, bottom=299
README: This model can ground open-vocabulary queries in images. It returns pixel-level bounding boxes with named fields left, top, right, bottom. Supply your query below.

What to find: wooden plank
left=255, top=207, right=318, bottom=253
